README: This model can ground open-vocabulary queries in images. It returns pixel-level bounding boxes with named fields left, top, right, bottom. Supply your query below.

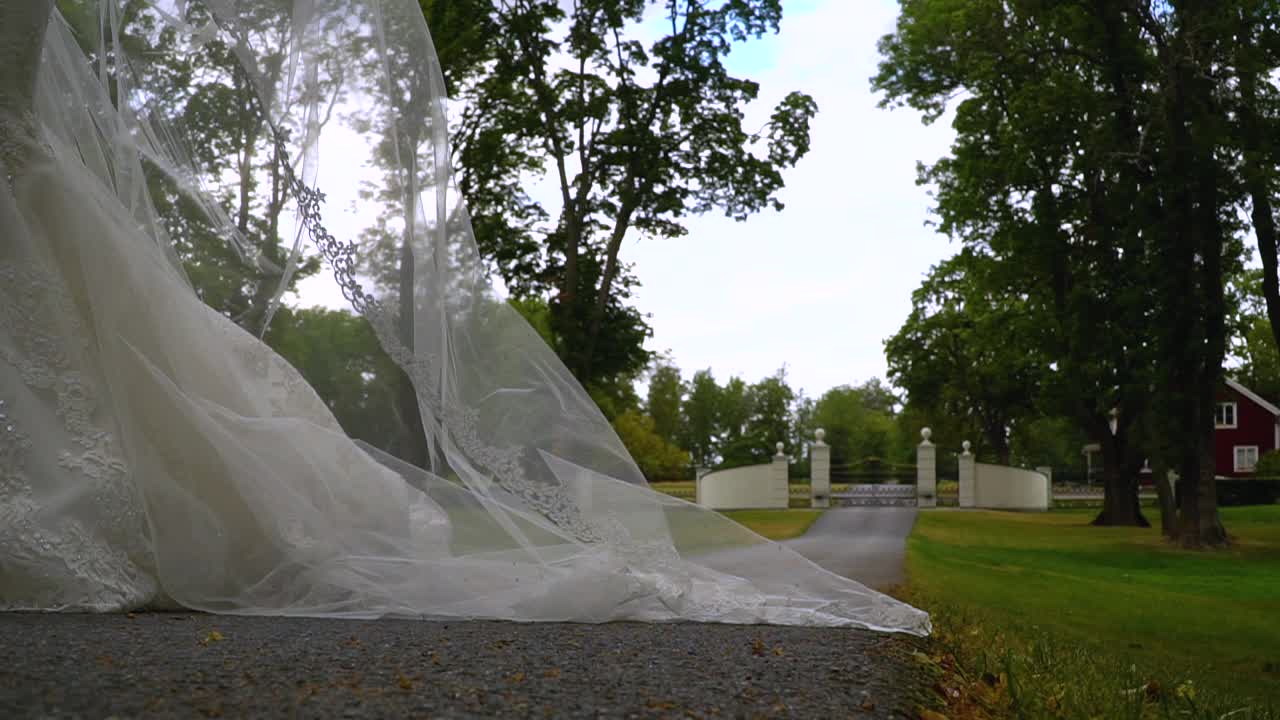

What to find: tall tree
left=679, top=369, right=722, bottom=468
left=850, top=378, right=900, bottom=415
left=461, top=0, right=818, bottom=390
left=876, top=0, right=1250, bottom=543
left=885, top=250, right=1043, bottom=465
left=716, top=376, right=755, bottom=467
left=741, top=368, right=796, bottom=461
left=646, top=359, right=684, bottom=446
left=1138, top=1, right=1236, bottom=546
left=72, top=1, right=328, bottom=331
left=337, top=0, right=503, bottom=469
left=1230, top=0, right=1280, bottom=388
left=812, top=384, right=900, bottom=469
left=611, top=410, right=690, bottom=481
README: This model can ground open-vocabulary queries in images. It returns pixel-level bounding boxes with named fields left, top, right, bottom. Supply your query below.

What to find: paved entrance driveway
left=784, top=507, right=918, bottom=590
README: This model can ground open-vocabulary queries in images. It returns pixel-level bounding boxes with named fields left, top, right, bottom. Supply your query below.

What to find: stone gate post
left=810, top=429, right=830, bottom=508
left=916, top=427, right=936, bottom=508
left=772, top=442, right=790, bottom=509
left=958, top=440, right=976, bottom=508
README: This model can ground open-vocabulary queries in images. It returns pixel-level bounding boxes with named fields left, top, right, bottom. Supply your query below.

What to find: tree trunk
left=556, top=215, right=581, bottom=373
left=1175, top=438, right=1227, bottom=547
left=1092, top=472, right=1147, bottom=526
left=1148, top=456, right=1178, bottom=539
left=395, top=137, right=429, bottom=470
left=579, top=199, right=637, bottom=381
left=238, top=143, right=287, bottom=335
left=235, top=80, right=258, bottom=237
left=395, top=241, right=429, bottom=470
left=1158, top=6, right=1229, bottom=548
left=1091, top=432, right=1148, bottom=527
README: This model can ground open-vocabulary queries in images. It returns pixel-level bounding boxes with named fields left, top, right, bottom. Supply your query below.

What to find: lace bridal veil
left=0, top=0, right=929, bottom=634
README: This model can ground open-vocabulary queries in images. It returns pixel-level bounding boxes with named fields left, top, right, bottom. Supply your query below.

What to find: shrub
left=1254, top=449, right=1280, bottom=477
left=611, top=410, right=690, bottom=481
left=1216, top=477, right=1280, bottom=506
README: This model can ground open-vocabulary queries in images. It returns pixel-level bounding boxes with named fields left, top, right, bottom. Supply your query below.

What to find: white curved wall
left=697, top=463, right=788, bottom=509
left=974, top=463, right=1051, bottom=510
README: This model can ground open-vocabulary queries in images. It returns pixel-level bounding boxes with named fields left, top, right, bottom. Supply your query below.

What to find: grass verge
left=902, top=506, right=1280, bottom=719
left=721, top=509, right=823, bottom=541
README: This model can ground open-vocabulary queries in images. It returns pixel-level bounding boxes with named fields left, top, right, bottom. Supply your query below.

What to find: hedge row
left=1214, top=478, right=1280, bottom=506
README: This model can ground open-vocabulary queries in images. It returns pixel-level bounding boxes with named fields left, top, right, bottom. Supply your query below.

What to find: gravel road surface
left=1, top=508, right=933, bottom=718
left=0, top=612, right=933, bottom=718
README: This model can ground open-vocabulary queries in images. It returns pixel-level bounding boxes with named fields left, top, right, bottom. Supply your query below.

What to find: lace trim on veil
left=0, top=264, right=157, bottom=611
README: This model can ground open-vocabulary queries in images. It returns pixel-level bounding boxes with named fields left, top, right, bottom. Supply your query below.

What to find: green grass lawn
left=650, top=481, right=696, bottom=499
left=646, top=481, right=825, bottom=540
left=650, top=482, right=855, bottom=510
left=721, top=509, right=823, bottom=541
left=905, top=505, right=1280, bottom=718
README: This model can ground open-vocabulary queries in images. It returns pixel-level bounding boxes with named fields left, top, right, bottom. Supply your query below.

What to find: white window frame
left=1215, top=402, right=1238, bottom=429
left=1234, top=445, right=1259, bottom=473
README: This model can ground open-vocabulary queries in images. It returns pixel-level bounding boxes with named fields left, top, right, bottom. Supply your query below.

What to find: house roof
left=1225, top=377, right=1280, bottom=417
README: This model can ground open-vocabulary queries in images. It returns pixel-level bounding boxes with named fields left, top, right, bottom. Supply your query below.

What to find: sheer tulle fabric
left=0, top=0, right=929, bottom=634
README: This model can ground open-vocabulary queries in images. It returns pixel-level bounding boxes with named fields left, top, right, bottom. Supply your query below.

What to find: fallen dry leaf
left=911, top=650, right=937, bottom=666
left=199, top=630, right=225, bottom=646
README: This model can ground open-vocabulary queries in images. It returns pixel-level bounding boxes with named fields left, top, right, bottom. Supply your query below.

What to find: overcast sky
left=294, top=0, right=959, bottom=401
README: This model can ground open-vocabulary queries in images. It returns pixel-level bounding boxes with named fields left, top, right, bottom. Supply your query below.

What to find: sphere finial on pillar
left=962, top=440, right=972, bottom=454
left=775, top=441, right=785, bottom=455
left=815, top=428, right=826, bottom=443
left=921, top=427, right=932, bottom=443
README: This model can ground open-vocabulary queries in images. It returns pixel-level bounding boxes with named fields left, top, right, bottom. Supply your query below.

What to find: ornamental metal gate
left=830, top=484, right=918, bottom=507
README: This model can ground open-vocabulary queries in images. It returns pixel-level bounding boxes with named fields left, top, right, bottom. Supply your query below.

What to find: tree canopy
left=451, top=0, right=818, bottom=392
left=873, top=0, right=1280, bottom=545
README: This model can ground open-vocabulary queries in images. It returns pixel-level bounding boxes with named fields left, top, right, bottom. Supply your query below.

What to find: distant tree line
left=620, top=364, right=908, bottom=482
left=613, top=361, right=1089, bottom=483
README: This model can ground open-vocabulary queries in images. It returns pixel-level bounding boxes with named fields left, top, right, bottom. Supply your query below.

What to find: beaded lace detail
left=0, top=264, right=157, bottom=611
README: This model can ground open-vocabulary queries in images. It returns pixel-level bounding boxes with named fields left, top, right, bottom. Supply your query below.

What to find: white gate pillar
left=810, top=429, right=830, bottom=508
left=958, top=440, right=976, bottom=508
left=916, top=427, right=936, bottom=508
left=772, top=442, right=790, bottom=509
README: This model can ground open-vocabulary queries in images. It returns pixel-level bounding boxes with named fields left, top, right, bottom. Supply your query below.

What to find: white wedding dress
left=0, top=0, right=928, bottom=634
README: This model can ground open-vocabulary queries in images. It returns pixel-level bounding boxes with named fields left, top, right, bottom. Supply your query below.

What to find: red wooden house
left=1213, top=378, right=1280, bottom=477
left=1084, top=378, right=1280, bottom=480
